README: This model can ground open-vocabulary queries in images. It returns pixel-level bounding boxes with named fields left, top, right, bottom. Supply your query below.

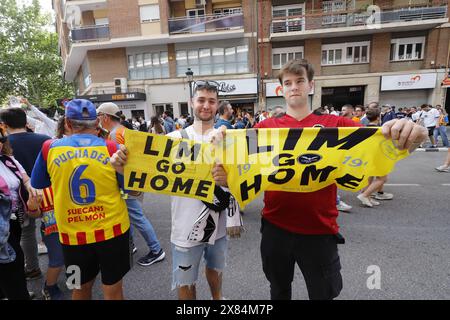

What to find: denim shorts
left=171, top=236, right=227, bottom=290
left=42, top=233, right=64, bottom=268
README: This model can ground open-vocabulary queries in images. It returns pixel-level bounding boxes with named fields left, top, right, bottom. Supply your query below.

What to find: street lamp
left=186, top=68, right=194, bottom=116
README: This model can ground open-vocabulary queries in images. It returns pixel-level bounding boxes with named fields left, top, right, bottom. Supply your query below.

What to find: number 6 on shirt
left=69, top=165, right=96, bottom=205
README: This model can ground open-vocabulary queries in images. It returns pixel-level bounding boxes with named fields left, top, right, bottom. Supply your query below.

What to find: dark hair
left=163, top=111, right=173, bottom=118
left=193, top=80, right=220, bottom=99
left=355, top=105, right=365, bottom=112
left=278, top=59, right=315, bottom=84
left=218, top=101, right=231, bottom=115
left=56, top=116, right=66, bottom=138
left=150, top=116, right=164, bottom=134
left=312, top=107, right=326, bottom=115
left=0, top=108, right=27, bottom=129
left=0, top=127, right=13, bottom=156
left=366, top=108, right=381, bottom=122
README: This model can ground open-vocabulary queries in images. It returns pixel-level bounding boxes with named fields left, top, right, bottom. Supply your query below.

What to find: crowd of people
left=1, top=58, right=447, bottom=301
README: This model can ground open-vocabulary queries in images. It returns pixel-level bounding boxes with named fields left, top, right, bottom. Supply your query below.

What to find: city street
left=29, top=149, right=450, bottom=300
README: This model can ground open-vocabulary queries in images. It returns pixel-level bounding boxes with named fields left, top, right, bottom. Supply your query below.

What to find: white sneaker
left=374, top=192, right=394, bottom=200
left=370, top=199, right=380, bottom=206
left=357, top=194, right=373, bottom=207
left=38, top=242, right=47, bottom=255
left=435, top=165, right=450, bottom=172
left=337, top=200, right=352, bottom=212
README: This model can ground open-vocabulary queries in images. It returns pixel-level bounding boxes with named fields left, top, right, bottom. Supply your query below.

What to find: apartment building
left=54, top=0, right=258, bottom=120
left=259, top=0, right=450, bottom=111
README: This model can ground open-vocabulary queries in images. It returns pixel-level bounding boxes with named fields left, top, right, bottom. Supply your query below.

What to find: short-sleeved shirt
left=31, top=134, right=130, bottom=245
left=0, top=156, right=26, bottom=214
left=255, top=113, right=359, bottom=235
left=214, top=118, right=233, bottom=129
left=8, top=132, right=51, bottom=176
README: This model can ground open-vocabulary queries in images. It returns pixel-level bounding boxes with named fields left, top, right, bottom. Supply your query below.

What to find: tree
left=0, top=0, right=74, bottom=109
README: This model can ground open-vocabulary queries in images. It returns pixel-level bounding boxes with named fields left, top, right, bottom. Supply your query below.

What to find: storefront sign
left=265, top=82, right=314, bottom=97
left=217, top=78, right=257, bottom=95
left=381, top=73, right=437, bottom=91
left=441, top=76, right=450, bottom=88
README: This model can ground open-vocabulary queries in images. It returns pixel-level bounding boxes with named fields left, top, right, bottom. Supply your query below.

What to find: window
left=213, top=7, right=242, bottom=16
left=322, top=0, right=346, bottom=25
left=140, top=5, right=160, bottom=23
left=153, top=103, right=173, bottom=117
left=95, top=18, right=109, bottom=26
left=272, top=46, right=304, bottom=69
left=128, top=51, right=169, bottom=80
left=82, top=59, right=91, bottom=88
left=272, top=4, right=305, bottom=33
left=390, top=37, right=425, bottom=61
left=176, top=45, right=248, bottom=76
left=321, top=42, right=370, bottom=65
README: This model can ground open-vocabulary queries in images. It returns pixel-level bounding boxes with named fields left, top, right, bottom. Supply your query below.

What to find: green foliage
left=0, top=0, right=74, bottom=109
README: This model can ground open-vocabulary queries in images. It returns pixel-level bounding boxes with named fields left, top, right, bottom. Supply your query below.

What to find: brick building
left=54, top=0, right=258, bottom=120
left=54, top=0, right=450, bottom=117
left=259, top=0, right=450, bottom=111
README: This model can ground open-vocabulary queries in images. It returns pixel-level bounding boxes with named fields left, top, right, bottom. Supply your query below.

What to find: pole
left=189, top=81, right=193, bottom=116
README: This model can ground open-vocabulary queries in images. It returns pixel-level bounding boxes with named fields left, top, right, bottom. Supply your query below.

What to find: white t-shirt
left=0, top=156, right=26, bottom=213
left=420, top=108, right=440, bottom=128
left=167, top=126, right=226, bottom=248
left=412, top=111, right=421, bottom=122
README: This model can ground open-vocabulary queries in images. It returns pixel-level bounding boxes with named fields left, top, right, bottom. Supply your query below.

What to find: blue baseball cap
left=65, top=99, right=97, bottom=120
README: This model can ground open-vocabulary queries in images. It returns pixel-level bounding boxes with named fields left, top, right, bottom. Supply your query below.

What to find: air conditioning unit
left=114, top=78, right=127, bottom=93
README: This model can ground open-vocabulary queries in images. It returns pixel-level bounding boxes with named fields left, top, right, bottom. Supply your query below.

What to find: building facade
left=54, top=0, right=450, bottom=118
left=54, top=0, right=258, bottom=120
left=258, top=0, right=450, bottom=111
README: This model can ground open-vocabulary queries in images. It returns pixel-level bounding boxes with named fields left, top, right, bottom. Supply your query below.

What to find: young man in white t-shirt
left=419, top=104, right=440, bottom=147
left=165, top=81, right=233, bottom=300
left=110, top=81, right=235, bottom=300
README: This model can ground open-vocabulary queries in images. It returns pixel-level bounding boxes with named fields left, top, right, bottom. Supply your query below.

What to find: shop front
left=217, top=78, right=258, bottom=115
left=321, top=86, right=365, bottom=110
left=379, top=73, right=437, bottom=108
left=77, top=91, right=148, bottom=121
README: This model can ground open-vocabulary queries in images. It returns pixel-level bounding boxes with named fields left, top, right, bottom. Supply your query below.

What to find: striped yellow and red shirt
left=31, top=134, right=130, bottom=245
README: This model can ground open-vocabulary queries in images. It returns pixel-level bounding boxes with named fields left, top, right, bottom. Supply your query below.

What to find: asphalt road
left=29, top=149, right=450, bottom=300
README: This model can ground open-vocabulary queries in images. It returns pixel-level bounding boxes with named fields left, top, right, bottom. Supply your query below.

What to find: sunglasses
left=193, top=80, right=221, bottom=93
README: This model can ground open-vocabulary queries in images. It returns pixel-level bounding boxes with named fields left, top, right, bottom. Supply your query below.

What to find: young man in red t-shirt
left=213, top=59, right=427, bottom=300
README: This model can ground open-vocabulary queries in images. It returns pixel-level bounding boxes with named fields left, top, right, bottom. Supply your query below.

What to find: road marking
left=384, top=184, right=421, bottom=186
left=442, top=184, right=450, bottom=186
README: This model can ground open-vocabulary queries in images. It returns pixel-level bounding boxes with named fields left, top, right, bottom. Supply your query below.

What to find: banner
left=124, top=130, right=216, bottom=203
left=218, top=127, right=408, bottom=208
left=124, top=128, right=409, bottom=208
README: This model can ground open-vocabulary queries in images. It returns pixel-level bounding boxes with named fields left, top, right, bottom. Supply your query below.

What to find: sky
left=20, top=0, right=54, bottom=14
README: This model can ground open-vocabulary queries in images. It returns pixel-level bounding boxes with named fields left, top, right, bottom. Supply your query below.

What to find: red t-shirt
left=255, top=113, right=359, bottom=235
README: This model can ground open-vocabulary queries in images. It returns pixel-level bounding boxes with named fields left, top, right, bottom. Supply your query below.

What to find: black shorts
left=427, top=126, right=435, bottom=136
left=62, top=230, right=131, bottom=286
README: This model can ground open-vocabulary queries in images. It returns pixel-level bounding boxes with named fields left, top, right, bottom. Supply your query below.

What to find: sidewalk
left=416, top=126, right=449, bottom=152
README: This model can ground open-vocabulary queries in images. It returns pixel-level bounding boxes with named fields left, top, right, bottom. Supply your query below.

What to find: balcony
left=70, top=24, right=110, bottom=43
left=169, top=13, right=244, bottom=35
left=271, top=4, right=448, bottom=40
